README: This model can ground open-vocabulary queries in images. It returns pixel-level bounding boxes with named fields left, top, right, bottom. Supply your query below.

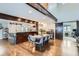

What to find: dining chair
left=50, top=34, right=53, bottom=39
left=28, top=35, right=36, bottom=52
left=35, top=37, right=43, bottom=44
left=28, top=35, right=35, bottom=43
left=48, top=35, right=51, bottom=40
left=8, top=33, right=16, bottom=44
left=35, top=37, right=44, bottom=51
left=44, top=36, right=49, bottom=45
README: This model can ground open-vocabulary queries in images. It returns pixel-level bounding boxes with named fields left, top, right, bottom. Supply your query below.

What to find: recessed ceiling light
left=28, top=10, right=33, bottom=14
left=30, top=21, right=33, bottom=24
left=43, top=17, right=46, bottom=19
left=62, top=3, right=65, bottom=5
left=18, top=18, right=21, bottom=21
left=25, top=20, right=28, bottom=23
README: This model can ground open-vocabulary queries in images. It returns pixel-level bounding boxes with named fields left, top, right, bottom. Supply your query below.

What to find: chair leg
left=32, top=43, right=35, bottom=53
left=28, top=42, right=32, bottom=48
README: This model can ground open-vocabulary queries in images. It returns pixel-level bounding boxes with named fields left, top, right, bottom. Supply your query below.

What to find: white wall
left=38, top=22, right=55, bottom=31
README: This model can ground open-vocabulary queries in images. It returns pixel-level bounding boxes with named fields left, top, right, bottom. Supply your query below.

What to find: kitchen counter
left=16, top=32, right=38, bottom=44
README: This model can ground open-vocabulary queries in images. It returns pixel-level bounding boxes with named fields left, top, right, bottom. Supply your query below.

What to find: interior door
left=55, top=23, right=63, bottom=40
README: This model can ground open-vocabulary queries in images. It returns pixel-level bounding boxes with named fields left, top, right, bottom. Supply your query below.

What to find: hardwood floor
left=0, top=39, right=10, bottom=56
left=0, top=38, right=79, bottom=56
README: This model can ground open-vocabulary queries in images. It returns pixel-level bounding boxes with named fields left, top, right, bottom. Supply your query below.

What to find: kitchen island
left=16, top=32, right=38, bottom=44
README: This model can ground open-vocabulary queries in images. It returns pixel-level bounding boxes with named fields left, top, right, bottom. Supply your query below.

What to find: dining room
left=0, top=3, right=79, bottom=56
left=0, top=3, right=56, bottom=56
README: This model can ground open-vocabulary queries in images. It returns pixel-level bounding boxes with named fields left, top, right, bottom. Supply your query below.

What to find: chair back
left=28, top=35, right=35, bottom=42
left=44, top=36, right=48, bottom=41
left=28, top=35, right=31, bottom=41
left=8, top=33, right=16, bottom=44
left=50, top=34, right=53, bottom=39
left=35, top=37, right=43, bottom=44
left=39, top=37, right=43, bottom=44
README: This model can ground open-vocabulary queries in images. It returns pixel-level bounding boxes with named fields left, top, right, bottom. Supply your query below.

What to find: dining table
left=30, top=34, right=50, bottom=51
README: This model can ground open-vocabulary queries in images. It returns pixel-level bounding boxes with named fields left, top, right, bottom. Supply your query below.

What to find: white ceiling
left=0, top=3, right=79, bottom=23
left=48, top=3, right=79, bottom=22
left=0, top=3, right=55, bottom=25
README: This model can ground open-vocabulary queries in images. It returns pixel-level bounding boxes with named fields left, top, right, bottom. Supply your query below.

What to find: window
left=64, top=25, right=71, bottom=32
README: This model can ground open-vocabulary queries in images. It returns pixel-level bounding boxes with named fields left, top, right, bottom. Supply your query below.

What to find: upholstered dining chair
left=43, top=36, right=49, bottom=45
left=8, top=33, right=16, bottom=44
left=50, top=34, right=53, bottom=39
left=35, top=37, right=44, bottom=51
left=28, top=35, right=36, bottom=52
left=28, top=35, right=35, bottom=43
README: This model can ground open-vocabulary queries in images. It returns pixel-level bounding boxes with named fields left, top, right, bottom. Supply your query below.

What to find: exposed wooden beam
left=26, top=3, right=57, bottom=21
left=0, top=13, right=38, bottom=24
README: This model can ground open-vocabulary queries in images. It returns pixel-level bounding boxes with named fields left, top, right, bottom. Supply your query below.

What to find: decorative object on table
left=40, top=29, right=46, bottom=35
